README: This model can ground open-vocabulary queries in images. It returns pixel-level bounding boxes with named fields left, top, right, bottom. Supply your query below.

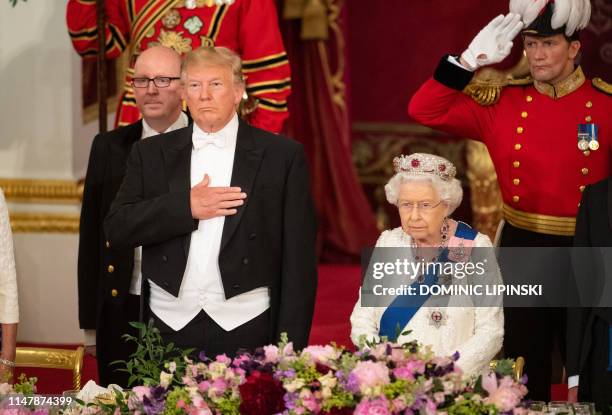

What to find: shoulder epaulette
left=464, top=75, right=533, bottom=106
left=592, top=78, right=612, bottom=95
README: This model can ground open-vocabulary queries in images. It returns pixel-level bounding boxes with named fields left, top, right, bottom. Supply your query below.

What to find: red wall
left=346, top=0, right=611, bottom=124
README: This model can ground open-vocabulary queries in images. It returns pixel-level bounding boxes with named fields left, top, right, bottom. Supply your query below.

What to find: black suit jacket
left=567, top=177, right=612, bottom=377
left=78, top=121, right=142, bottom=329
left=104, top=120, right=317, bottom=349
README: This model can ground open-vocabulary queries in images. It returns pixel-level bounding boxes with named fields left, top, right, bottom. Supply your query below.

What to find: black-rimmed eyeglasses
left=131, top=76, right=181, bottom=88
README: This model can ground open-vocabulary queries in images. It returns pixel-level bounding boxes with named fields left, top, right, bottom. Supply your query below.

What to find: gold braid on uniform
left=464, top=69, right=533, bottom=106
left=463, top=55, right=532, bottom=106
left=592, top=78, right=612, bottom=95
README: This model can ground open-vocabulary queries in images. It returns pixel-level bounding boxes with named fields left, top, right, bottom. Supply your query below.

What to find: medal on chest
left=578, top=123, right=599, bottom=152
left=429, top=309, right=447, bottom=328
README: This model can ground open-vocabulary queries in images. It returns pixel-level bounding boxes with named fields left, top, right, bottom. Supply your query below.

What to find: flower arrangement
left=0, top=325, right=528, bottom=414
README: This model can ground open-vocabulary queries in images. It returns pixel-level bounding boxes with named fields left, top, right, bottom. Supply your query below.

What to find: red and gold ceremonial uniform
left=67, top=0, right=291, bottom=133
left=409, top=56, right=612, bottom=236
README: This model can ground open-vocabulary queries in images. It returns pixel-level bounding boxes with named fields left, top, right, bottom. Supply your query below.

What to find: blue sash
left=378, top=222, right=477, bottom=341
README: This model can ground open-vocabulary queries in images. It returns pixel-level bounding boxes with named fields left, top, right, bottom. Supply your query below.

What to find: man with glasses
left=78, top=45, right=188, bottom=387
left=66, top=0, right=290, bottom=133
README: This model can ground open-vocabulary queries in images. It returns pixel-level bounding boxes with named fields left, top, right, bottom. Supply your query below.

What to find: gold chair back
left=15, top=346, right=85, bottom=390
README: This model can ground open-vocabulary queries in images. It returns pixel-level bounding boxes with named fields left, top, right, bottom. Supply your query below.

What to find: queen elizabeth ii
left=350, top=153, right=503, bottom=377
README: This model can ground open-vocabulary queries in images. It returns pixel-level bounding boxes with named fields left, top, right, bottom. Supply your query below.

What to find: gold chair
left=490, top=356, right=525, bottom=383
left=15, top=346, right=85, bottom=390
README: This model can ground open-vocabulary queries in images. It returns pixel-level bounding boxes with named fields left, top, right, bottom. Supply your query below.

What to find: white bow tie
left=192, top=132, right=227, bottom=149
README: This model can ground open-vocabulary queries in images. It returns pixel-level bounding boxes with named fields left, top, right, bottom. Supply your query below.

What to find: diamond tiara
left=392, top=153, right=457, bottom=181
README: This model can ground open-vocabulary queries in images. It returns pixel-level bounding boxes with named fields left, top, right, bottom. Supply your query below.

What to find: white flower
left=160, top=371, right=173, bottom=388
left=284, top=378, right=305, bottom=393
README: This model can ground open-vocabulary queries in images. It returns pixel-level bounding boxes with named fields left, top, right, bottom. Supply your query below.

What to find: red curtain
left=280, top=1, right=379, bottom=262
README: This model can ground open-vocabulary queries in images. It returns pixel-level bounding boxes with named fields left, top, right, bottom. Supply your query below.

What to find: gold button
left=579, top=185, right=585, bottom=192
left=514, top=143, right=522, bottom=150
left=105, top=241, right=110, bottom=248
left=513, top=161, right=520, bottom=168
left=513, top=178, right=520, bottom=185
left=521, top=111, right=528, bottom=118
left=526, top=95, right=533, bottom=102
left=583, top=150, right=590, bottom=157
left=107, top=265, right=115, bottom=273
left=585, top=116, right=592, bottom=122
left=586, top=101, right=593, bottom=108
left=517, top=127, right=524, bottom=134
left=111, top=289, right=118, bottom=297
left=512, top=195, right=520, bottom=203
left=581, top=168, right=589, bottom=175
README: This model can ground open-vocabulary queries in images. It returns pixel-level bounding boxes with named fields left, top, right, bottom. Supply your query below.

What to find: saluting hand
left=190, top=174, right=247, bottom=220
left=460, top=13, right=523, bottom=70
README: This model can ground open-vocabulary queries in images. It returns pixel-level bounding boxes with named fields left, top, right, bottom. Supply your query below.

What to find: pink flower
left=263, top=345, right=279, bottom=363
left=209, top=378, right=228, bottom=397
left=392, top=366, right=415, bottom=381
left=183, top=376, right=196, bottom=387
left=482, top=374, right=527, bottom=412
left=391, top=397, right=407, bottom=412
left=393, top=359, right=425, bottom=381
left=215, top=354, right=231, bottom=365
left=132, top=386, right=151, bottom=401
left=354, top=398, right=390, bottom=415
left=424, top=399, right=438, bottom=415
left=299, top=389, right=321, bottom=413
left=198, top=381, right=211, bottom=392
left=433, top=392, right=446, bottom=404
left=350, top=361, right=390, bottom=393
left=282, top=342, right=294, bottom=356
left=302, top=345, right=339, bottom=365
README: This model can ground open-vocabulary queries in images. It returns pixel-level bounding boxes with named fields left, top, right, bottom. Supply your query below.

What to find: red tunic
left=67, top=0, right=290, bottom=133
left=409, top=59, right=611, bottom=236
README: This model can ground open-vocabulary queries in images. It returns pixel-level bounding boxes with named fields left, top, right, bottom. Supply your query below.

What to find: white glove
left=461, top=13, right=523, bottom=70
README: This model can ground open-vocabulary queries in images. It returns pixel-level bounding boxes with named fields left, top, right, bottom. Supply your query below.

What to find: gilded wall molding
left=0, top=178, right=83, bottom=203
left=9, top=212, right=79, bottom=233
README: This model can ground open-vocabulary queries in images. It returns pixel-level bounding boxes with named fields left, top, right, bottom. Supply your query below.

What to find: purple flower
left=142, top=386, right=167, bottom=415
left=283, top=392, right=299, bottom=410
left=345, top=372, right=361, bottom=394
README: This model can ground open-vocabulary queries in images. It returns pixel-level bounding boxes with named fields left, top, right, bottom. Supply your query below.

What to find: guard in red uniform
left=67, top=0, right=290, bottom=133
left=408, top=0, right=611, bottom=401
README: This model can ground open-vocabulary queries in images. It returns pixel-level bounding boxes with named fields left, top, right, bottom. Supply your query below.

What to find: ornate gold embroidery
left=185, top=0, right=215, bottom=7
left=533, top=66, right=586, bottom=99
left=161, top=9, right=181, bottom=29
left=158, top=29, right=192, bottom=54
left=200, top=35, right=215, bottom=48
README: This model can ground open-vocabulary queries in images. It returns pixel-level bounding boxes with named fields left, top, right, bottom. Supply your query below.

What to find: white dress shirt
left=149, top=113, right=270, bottom=331
left=0, top=189, right=19, bottom=324
left=130, top=112, right=189, bottom=295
